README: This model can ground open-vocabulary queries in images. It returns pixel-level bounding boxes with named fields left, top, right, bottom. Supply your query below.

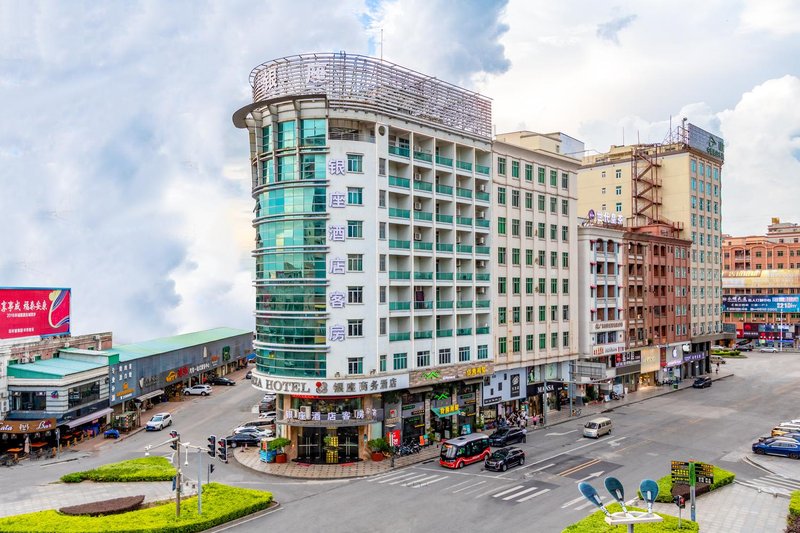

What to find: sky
left=1, top=0, right=798, bottom=343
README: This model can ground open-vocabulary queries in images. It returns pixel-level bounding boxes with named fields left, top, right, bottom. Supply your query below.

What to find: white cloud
left=739, top=0, right=800, bottom=36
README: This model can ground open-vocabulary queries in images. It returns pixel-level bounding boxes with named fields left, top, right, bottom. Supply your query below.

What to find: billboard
left=723, top=269, right=800, bottom=290
left=687, top=124, right=725, bottom=162
left=0, top=288, right=71, bottom=340
left=722, top=295, right=800, bottom=313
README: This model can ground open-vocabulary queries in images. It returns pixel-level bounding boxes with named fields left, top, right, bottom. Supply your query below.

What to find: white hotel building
left=233, top=53, right=494, bottom=463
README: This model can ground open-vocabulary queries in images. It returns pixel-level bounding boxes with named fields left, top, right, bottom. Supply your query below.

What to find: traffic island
left=60, top=456, right=176, bottom=483
left=562, top=503, right=698, bottom=532
left=639, top=466, right=735, bottom=503
left=787, top=491, right=800, bottom=531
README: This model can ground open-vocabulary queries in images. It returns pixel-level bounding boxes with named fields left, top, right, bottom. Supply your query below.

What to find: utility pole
left=172, top=432, right=182, bottom=518
left=197, top=448, right=203, bottom=515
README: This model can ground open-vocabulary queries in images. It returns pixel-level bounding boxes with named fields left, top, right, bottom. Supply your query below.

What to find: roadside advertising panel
left=0, top=288, right=71, bottom=340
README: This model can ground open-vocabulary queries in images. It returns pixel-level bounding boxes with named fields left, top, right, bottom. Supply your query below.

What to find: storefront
left=638, top=347, right=661, bottom=387
left=399, top=396, right=427, bottom=445
left=527, top=381, right=567, bottom=418
left=659, top=345, right=684, bottom=383
left=682, top=352, right=707, bottom=378
left=481, top=368, right=526, bottom=427
left=613, top=352, right=641, bottom=394
left=0, top=418, right=57, bottom=457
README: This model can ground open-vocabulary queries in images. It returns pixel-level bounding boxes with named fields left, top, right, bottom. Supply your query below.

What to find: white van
left=583, top=417, right=613, bottom=438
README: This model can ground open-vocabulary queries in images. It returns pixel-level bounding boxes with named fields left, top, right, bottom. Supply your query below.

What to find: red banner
left=0, top=288, right=71, bottom=340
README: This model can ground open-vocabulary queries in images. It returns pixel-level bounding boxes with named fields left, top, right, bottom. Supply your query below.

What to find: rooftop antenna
left=380, top=28, right=384, bottom=62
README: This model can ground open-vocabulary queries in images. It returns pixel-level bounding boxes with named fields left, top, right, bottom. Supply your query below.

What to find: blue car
left=752, top=438, right=800, bottom=459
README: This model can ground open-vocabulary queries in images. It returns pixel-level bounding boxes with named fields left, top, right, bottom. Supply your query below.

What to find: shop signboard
left=722, top=295, right=800, bottom=314
left=640, top=347, right=661, bottom=373
left=401, top=402, right=425, bottom=418
left=723, top=269, right=800, bottom=289
left=593, top=320, right=624, bottom=332
left=482, top=396, right=502, bottom=406
left=683, top=352, right=706, bottom=363
left=592, top=343, right=626, bottom=356
left=687, top=123, right=725, bottom=162
left=664, top=346, right=684, bottom=368
left=527, top=381, right=566, bottom=396
left=0, top=418, right=57, bottom=434
left=252, top=374, right=410, bottom=396
left=0, top=287, right=71, bottom=340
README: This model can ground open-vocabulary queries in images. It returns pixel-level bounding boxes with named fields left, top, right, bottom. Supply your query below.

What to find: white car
left=184, top=384, right=213, bottom=396
left=233, top=426, right=273, bottom=438
left=145, top=412, right=173, bottom=431
left=258, top=411, right=276, bottom=423
left=759, top=346, right=778, bottom=353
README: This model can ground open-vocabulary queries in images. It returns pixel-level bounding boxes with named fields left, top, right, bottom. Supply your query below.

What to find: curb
left=204, top=501, right=282, bottom=532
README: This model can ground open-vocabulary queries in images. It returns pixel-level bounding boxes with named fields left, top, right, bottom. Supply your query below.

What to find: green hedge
left=639, top=466, right=736, bottom=502
left=790, top=490, right=800, bottom=520
left=0, top=483, right=272, bottom=532
left=61, top=457, right=176, bottom=483
left=562, top=503, right=698, bottom=532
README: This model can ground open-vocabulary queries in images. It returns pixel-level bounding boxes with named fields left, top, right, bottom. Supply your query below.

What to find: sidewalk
left=234, top=368, right=734, bottom=479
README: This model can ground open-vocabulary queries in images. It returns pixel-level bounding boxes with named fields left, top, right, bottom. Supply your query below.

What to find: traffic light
left=217, top=438, right=228, bottom=462
left=208, top=463, right=215, bottom=475
left=169, top=431, right=179, bottom=450
left=207, top=435, right=216, bottom=458
left=673, top=495, right=685, bottom=509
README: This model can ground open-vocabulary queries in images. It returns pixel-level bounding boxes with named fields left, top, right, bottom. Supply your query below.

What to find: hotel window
left=525, top=192, right=533, bottom=209
left=498, top=337, right=507, bottom=355
left=498, top=217, right=506, bottom=234
left=498, top=187, right=506, bottom=205
left=512, top=219, right=520, bottom=236
left=347, top=357, right=363, bottom=375
left=550, top=251, right=558, bottom=268
left=562, top=252, right=569, bottom=268
left=563, top=305, right=570, bottom=320
left=538, top=194, right=545, bottom=211
left=538, top=305, right=546, bottom=322
left=562, top=225, right=569, bottom=242
left=538, top=278, right=546, bottom=293
left=538, top=167, right=545, bottom=184
left=525, top=164, right=533, bottom=181
left=498, top=307, right=507, bottom=324
left=550, top=197, right=557, bottom=213
left=347, top=187, right=363, bottom=205
left=539, top=333, right=546, bottom=350
left=393, top=352, right=407, bottom=370
left=562, top=279, right=569, bottom=294
left=563, top=331, right=570, bottom=347
left=562, top=199, right=569, bottom=215
left=459, top=346, right=470, bottom=362
left=498, top=277, right=507, bottom=294
left=477, top=345, right=488, bottom=360
left=378, top=190, right=386, bottom=208
left=512, top=306, right=520, bottom=323
left=525, top=221, right=533, bottom=238
left=526, top=249, right=534, bottom=265
left=378, top=222, right=386, bottom=239
left=277, top=120, right=296, bottom=149
left=512, top=189, right=520, bottom=207
left=512, top=336, right=521, bottom=353
left=561, top=172, right=569, bottom=189
left=348, top=254, right=363, bottom=272
left=550, top=170, right=557, bottom=187
left=538, top=250, right=545, bottom=266
left=379, top=354, right=386, bottom=372
left=550, top=224, right=557, bottom=240
left=347, top=319, right=363, bottom=337
left=551, top=305, right=558, bottom=321
left=537, top=223, right=545, bottom=239
left=526, top=335, right=534, bottom=351
left=347, top=286, right=363, bottom=304
left=416, top=350, right=430, bottom=367
left=513, top=277, right=521, bottom=294
left=615, top=169, right=622, bottom=179
left=511, top=160, right=520, bottom=178
left=551, top=332, right=558, bottom=348
left=379, top=254, right=386, bottom=272
left=512, top=248, right=520, bottom=265
left=379, top=286, right=386, bottom=304
left=526, top=306, right=534, bottom=322
left=497, top=157, right=506, bottom=175
left=497, top=247, right=506, bottom=264
left=347, top=154, right=363, bottom=173
left=615, top=186, right=622, bottom=195
left=526, top=278, right=534, bottom=294
left=347, top=220, right=363, bottom=238
left=551, top=278, right=558, bottom=294
left=615, top=202, right=622, bottom=212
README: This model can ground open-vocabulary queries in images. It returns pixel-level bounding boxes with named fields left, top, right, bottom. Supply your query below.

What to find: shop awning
left=64, top=407, right=114, bottom=429
left=136, top=389, right=164, bottom=402
left=408, top=386, right=433, bottom=394
left=246, top=353, right=256, bottom=361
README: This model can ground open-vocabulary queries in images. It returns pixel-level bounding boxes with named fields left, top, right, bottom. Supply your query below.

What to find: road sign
left=671, top=461, right=690, bottom=484
left=694, top=462, right=714, bottom=484
left=671, top=460, right=714, bottom=485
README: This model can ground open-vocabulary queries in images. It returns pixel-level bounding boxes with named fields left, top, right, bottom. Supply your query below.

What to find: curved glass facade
left=253, top=117, right=329, bottom=379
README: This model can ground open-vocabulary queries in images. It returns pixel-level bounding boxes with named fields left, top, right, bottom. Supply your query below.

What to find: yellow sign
left=115, top=382, right=135, bottom=398
left=165, top=371, right=177, bottom=383
left=465, top=366, right=487, bottom=377
left=439, top=403, right=460, bottom=415
left=723, top=269, right=800, bottom=289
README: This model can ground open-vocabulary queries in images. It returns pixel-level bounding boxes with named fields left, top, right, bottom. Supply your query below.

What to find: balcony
left=475, top=300, right=490, bottom=308
left=475, top=246, right=490, bottom=255
left=456, top=216, right=473, bottom=226
left=456, top=187, right=473, bottom=199
left=457, top=327, right=472, bottom=336
left=388, top=176, right=410, bottom=189
left=475, top=273, right=490, bottom=281
left=456, top=272, right=473, bottom=281
left=476, top=326, right=490, bottom=335
left=475, top=164, right=490, bottom=176
left=436, top=272, right=453, bottom=281
left=413, top=241, right=433, bottom=251
left=389, top=270, right=410, bottom=280
left=436, top=329, right=453, bottom=338
left=414, top=271, right=433, bottom=280
left=414, top=301, right=433, bottom=310
left=436, top=214, right=453, bottom=224
left=390, top=332, right=411, bottom=342
left=414, top=211, right=433, bottom=222
left=457, top=300, right=473, bottom=308
left=389, top=301, right=411, bottom=311
left=414, top=330, right=433, bottom=339
left=389, top=208, right=410, bottom=219
left=476, top=191, right=490, bottom=202
left=475, top=219, right=490, bottom=228
left=435, top=184, right=453, bottom=195
left=388, top=145, right=410, bottom=158
left=457, top=244, right=473, bottom=253
left=413, top=180, right=433, bottom=192
left=435, top=155, right=453, bottom=166
left=436, top=300, right=453, bottom=309
left=414, top=150, right=433, bottom=163
left=436, top=243, right=454, bottom=253
left=389, top=239, right=411, bottom=250
left=456, top=160, right=473, bottom=172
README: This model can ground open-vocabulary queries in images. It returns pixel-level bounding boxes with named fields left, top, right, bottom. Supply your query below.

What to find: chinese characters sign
left=252, top=374, right=410, bottom=396
left=0, top=288, right=71, bottom=340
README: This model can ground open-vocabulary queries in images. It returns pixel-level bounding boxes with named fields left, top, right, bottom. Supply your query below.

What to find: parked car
left=692, top=376, right=712, bottom=389
left=739, top=344, right=753, bottom=352
left=145, top=412, right=172, bottom=431
left=484, top=447, right=526, bottom=472
left=242, top=419, right=275, bottom=430
left=258, top=411, right=277, bottom=423
left=245, top=370, right=253, bottom=380
left=760, top=346, right=778, bottom=353
left=759, top=434, right=800, bottom=444
left=183, top=384, right=212, bottom=396
left=488, top=427, right=527, bottom=447
left=753, top=438, right=800, bottom=459
left=233, top=426, right=273, bottom=438
left=208, top=376, right=236, bottom=386
left=224, top=432, right=264, bottom=448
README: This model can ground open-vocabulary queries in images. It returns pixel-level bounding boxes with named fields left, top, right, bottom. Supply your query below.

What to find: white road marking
left=402, top=474, right=441, bottom=487
left=518, top=488, right=550, bottom=502
left=546, top=430, right=578, bottom=436
left=454, top=480, right=486, bottom=494
left=414, top=475, right=448, bottom=487
left=475, top=483, right=518, bottom=499
left=493, top=485, right=525, bottom=498
left=448, top=479, right=474, bottom=490
left=561, top=495, right=586, bottom=508
left=502, top=486, right=539, bottom=500
left=385, top=473, right=426, bottom=485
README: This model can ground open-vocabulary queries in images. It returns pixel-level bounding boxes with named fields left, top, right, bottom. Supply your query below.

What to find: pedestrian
left=716, top=363, right=719, bottom=374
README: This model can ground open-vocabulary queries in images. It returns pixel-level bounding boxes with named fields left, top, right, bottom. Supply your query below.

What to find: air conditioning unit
left=93, top=335, right=101, bottom=341
left=414, top=202, right=423, bottom=211
left=300, top=406, right=312, bottom=418
left=20, top=355, right=31, bottom=363
left=479, top=184, right=487, bottom=192
left=477, top=287, right=486, bottom=294
left=477, top=260, right=486, bottom=268
left=477, top=237, right=485, bottom=245
left=414, top=172, right=422, bottom=181
left=414, top=232, right=422, bottom=241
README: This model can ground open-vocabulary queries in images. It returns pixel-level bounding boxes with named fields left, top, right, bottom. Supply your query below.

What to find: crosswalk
left=738, top=473, right=800, bottom=496
left=367, top=470, right=554, bottom=504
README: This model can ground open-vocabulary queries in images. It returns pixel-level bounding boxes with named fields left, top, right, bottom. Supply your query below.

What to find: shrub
left=789, top=491, right=800, bottom=523
left=562, top=503, right=699, bottom=532
left=0, top=483, right=272, bottom=532
left=60, top=457, right=176, bottom=483
left=367, top=437, right=390, bottom=453
left=267, top=437, right=291, bottom=452
left=60, top=495, right=145, bottom=516
left=638, top=466, right=735, bottom=503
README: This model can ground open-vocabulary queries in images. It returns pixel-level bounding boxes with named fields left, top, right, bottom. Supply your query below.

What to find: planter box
left=275, top=453, right=287, bottom=464
left=371, top=451, right=384, bottom=462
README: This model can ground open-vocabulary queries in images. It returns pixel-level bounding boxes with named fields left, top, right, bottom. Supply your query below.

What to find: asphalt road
left=2, top=352, right=798, bottom=532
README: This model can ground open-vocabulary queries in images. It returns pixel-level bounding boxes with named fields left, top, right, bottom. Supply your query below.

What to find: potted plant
left=367, top=437, right=390, bottom=461
left=267, top=437, right=292, bottom=464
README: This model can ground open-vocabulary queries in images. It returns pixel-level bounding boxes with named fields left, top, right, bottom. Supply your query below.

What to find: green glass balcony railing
left=456, top=160, right=473, bottom=171
left=475, top=219, right=490, bottom=228
left=436, top=300, right=453, bottom=309
left=436, top=243, right=453, bottom=253
left=414, top=330, right=433, bottom=339
left=390, top=332, right=411, bottom=341
left=456, top=216, right=473, bottom=225
left=389, top=301, right=411, bottom=311
left=414, top=211, right=433, bottom=221
left=475, top=246, right=490, bottom=255
left=414, top=301, right=433, bottom=310
left=436, top=272, right=453, bottom=280
left=457, top=327, right=472, bottom=336
left=475, top=164, right=490, bottom=175
left=476, top=191, right=490, bottom=202
left=456, top=300, right=473, bottom=308
left=414, top=151, right=433, bottom=163
left=389, top=145, right=410, bottom=157
left=435, top=155, right=453, bottom=166
left=389, top=176, right=410, bottom=188
left=475, top=273, right=490, bottom=281
left=389, top=240, right=410, bottom=250
left=414, top=271, right=433, bottom=280
left=435, top=184, right=453, bottom=195
left=436, top=329, right=453, bottom=338
left=389, top=208, right=410, bottom=219
left=456, top=272, right=473, bottom=281
left=476, top=300, right=490, bottom=308
left=414, top=241, right=433, bottom=251
left=456, top=187, right=473, bottom=199
left=389, top=270, right=410, bottom=279
left=435, top=214, right=453, bottom=224
left=413, top=180, right=433, bottom=192
left=457, top=244, right=473, bottom=253
left=476, top=326, right=490, bottom=334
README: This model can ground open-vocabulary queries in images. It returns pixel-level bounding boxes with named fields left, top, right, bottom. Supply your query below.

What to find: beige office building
left=577, top=123, right=729, bottom=353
